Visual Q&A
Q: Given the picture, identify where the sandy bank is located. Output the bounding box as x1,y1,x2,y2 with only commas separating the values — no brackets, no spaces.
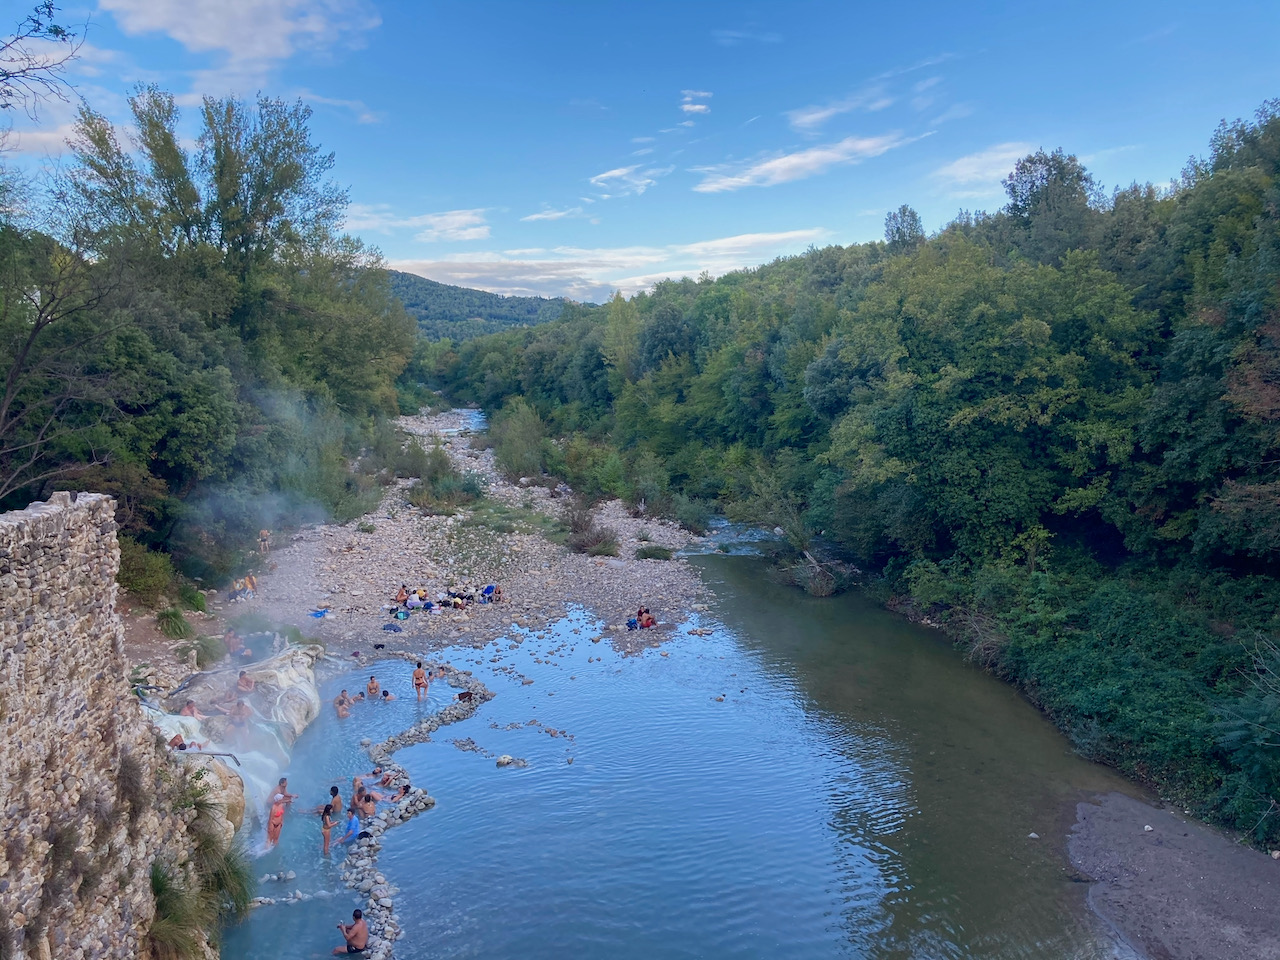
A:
1070,792,1280,960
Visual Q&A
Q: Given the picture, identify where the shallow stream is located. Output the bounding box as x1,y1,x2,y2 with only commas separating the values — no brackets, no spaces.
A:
220,555,1139,959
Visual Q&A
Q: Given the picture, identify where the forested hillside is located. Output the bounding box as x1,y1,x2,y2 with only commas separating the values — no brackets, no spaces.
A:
428,103,1280,843
0,87,417,578
388,269,568,340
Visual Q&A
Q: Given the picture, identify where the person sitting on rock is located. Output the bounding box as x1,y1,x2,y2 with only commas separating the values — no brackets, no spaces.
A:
236,671,256,694
390,782,411,801
179,700,208,720
167,732,207,751
334,908,369,955
394,584,408,605
639,608,656,629
224,630,243,656
356,793,378,816
366,676,380,698
214,699,253,726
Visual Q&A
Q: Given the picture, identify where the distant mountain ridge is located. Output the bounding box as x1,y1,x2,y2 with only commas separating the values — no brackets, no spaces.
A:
388,270,571,341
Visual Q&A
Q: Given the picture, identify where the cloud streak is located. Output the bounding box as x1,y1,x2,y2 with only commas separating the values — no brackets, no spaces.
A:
520,206,585,222
693,133,917,193
932,142,1033,196
346,205,490,241
388,228,827,301
588,164,673,198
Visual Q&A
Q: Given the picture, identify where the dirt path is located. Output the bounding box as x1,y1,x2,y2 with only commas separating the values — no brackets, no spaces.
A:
1070,792,1280,960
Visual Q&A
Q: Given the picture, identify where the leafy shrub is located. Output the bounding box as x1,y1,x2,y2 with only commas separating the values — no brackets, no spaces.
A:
635,545,673,560
357,521,376,534
178,584,206,613
562,498,619,555
405,444,485,513
157,608,194,640
491,398,546,480
118,537,176,606
672,494,712,535
396,437,432,479
585,534,620,557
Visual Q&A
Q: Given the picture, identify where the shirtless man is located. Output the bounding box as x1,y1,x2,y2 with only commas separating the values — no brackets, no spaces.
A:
236,671,256,694
315,785,343,816
334,908,369,955
366,676,380,698
356,793,377,817
380,690,395,702
274,777,299,806
179,700,208,720
215,699,253,726
412,662,428,701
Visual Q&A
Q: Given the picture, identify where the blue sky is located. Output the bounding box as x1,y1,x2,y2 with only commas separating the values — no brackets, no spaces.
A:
7,0,1280,301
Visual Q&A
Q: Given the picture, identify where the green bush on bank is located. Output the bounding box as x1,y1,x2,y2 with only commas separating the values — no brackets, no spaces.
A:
118,537,176,606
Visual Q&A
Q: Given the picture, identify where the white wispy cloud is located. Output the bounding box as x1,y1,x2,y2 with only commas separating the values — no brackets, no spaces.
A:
346,205,490,241
388,228,826,301
299,90,380,123
679,89,712,117
693,133,916,193
787,86,891,132
99,0,380,97
712,29,782,46
520,206,585,222
588,164,673,198
932,142,1033,196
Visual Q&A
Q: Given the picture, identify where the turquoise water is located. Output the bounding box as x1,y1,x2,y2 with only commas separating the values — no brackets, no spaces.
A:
220,556,1136,959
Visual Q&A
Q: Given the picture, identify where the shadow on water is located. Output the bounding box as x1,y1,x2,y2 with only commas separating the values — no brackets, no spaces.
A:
221,555,1140,959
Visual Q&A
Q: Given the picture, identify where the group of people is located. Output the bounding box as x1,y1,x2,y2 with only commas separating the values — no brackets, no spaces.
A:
627,606,656,631
260,763,415,954
391,582,503,613
164,670,259,756
228,574,259,602
332,663,440,717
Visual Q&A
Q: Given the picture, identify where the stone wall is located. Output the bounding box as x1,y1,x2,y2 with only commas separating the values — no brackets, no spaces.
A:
0,493,190,960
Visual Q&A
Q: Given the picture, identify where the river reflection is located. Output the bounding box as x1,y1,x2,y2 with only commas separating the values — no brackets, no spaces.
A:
222,555,1138,959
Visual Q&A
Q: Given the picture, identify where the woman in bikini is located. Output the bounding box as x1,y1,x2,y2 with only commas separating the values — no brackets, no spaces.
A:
413,662,428,701
266,794,286,848
321,803,336,856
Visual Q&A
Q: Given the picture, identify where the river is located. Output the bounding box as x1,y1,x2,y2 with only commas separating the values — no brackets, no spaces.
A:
220,554,1140,959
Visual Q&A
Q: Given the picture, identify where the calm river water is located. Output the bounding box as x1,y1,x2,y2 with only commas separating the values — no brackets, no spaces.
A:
221,555,1139,959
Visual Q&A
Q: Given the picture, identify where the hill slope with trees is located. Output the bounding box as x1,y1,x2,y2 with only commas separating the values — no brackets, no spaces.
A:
388,269,569,340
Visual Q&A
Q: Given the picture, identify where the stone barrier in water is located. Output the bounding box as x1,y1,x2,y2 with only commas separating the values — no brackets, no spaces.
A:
333,660,495,959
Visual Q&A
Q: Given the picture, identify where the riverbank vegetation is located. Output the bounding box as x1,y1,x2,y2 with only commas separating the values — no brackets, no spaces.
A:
0,85,416,584
425,104,1280,844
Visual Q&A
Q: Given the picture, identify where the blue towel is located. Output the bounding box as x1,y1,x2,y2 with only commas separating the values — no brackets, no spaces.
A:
309,610,328,618
381,623,403,633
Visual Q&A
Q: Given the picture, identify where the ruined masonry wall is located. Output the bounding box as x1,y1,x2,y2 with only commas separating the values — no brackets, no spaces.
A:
1,493,176,960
